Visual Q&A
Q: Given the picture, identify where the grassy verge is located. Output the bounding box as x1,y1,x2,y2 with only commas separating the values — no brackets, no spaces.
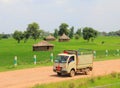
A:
0,60,53,72
0,36,120,72
0,57,120,72
33,72,120,88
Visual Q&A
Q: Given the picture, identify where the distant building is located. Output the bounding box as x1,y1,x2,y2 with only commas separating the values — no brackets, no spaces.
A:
33,41,54,51
59,33,70,42
45,35,56,41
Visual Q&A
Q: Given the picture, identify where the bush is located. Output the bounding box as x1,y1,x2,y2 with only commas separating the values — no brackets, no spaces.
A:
101,41,105,44
74,34,80,40
110,72,117,78
89,77,95,83
69,82,75,88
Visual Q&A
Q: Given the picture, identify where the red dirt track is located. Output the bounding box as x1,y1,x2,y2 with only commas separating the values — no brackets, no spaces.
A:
0,59,120,88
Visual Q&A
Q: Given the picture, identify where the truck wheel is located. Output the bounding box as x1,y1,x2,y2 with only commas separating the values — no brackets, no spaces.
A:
57,72,61,76
84,68,90,75
89,67,93,71
70,70,75,77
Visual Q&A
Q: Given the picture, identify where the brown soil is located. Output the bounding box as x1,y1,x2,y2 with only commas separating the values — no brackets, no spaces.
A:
0,59,120,88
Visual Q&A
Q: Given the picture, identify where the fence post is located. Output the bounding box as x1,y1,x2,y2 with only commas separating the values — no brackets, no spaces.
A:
14,56,17,67
117,49,119,56
34,55,36,65
105,50,108,56
50,53,53,62
93,51,96,58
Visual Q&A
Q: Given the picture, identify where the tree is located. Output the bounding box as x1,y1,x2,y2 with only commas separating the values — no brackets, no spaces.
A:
27,22,40,41
69,26,74,39
54,29,58,38
58,23,69,36
32,29,41,41
116,30,120,36
0,34,2,40
82,27,98,42
76,28,82,37
39,30,45,39
13,30,24,43
23,31,30,43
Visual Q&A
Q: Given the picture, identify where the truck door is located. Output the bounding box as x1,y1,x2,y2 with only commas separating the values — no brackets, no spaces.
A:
67,56,76,72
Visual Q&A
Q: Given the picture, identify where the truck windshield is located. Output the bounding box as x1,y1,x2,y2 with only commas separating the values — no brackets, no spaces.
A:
55,55,68,63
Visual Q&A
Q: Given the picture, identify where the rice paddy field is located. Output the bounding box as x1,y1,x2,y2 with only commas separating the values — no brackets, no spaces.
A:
0,36,120,71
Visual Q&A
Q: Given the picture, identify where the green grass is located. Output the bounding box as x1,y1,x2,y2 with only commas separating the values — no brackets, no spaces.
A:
32,72,120,88
0,36,120,71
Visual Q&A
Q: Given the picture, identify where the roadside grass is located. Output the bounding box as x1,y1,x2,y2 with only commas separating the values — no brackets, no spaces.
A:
0,60,53,72
0,36,120,72
32,72,120,88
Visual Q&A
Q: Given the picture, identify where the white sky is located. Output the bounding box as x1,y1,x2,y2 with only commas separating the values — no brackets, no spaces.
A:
0,0,120,33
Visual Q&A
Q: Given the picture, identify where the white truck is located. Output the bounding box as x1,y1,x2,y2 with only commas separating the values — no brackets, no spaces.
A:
53,50,94,77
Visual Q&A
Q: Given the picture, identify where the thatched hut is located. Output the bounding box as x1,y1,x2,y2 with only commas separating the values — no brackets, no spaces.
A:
59,33,70,42
45,35,56,41
33,41,54,51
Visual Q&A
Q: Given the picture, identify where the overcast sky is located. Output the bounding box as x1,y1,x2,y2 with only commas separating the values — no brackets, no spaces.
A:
0,0,120,34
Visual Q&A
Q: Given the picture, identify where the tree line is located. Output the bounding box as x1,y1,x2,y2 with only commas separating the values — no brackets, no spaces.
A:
0,22,120,43
0,33,11,39
99,30,120,36
53,23,98,42
12,22,98,43
11,22,52,43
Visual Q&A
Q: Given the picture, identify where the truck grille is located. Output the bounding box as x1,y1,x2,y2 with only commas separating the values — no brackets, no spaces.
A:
56,66,62,71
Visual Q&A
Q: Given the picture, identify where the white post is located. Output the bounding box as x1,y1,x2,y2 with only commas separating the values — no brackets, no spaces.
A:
93,51,96,58
14,56,17,67
34,55,36,65
105,50,108,56
50,53,53,62
117,49,119,56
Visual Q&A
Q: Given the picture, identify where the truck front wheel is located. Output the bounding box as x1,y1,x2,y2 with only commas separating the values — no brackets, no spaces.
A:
70,70,75,77
57,72,61,76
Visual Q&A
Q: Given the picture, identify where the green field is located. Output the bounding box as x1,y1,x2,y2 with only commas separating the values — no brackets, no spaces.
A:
33,72,120,88
0,36,120,71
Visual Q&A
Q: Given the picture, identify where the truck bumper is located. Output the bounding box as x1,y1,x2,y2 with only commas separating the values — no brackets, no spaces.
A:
53,69,68,74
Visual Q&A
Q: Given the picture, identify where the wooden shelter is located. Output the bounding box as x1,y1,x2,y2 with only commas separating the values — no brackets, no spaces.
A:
59,33,70,42
33,41,54,51
45,35,56,41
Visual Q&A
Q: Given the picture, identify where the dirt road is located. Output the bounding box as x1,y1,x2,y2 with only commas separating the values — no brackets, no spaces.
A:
0,59,120,88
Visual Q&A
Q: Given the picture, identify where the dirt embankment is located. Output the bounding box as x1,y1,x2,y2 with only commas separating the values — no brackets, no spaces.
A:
0,59,120,88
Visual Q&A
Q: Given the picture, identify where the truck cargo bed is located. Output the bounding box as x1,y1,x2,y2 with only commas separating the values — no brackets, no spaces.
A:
77,54,93,69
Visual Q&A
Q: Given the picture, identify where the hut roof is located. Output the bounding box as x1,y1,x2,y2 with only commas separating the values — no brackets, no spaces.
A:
33,41,54,47
59,33,70,40
45,35,55,40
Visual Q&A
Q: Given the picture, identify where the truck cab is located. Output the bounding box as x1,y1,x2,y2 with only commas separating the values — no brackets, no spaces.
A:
53,53,76,76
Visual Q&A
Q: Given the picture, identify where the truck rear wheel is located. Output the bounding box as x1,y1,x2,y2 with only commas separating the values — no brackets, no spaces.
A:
57,72,61,76
84,68,90,75
70,70,75,77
